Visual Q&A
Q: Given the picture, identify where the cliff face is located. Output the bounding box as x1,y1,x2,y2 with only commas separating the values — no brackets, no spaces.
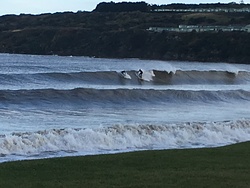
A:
0,9,250,63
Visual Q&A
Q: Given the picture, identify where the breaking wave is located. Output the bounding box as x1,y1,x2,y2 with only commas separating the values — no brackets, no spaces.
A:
0,70,250,88
1,119,250,162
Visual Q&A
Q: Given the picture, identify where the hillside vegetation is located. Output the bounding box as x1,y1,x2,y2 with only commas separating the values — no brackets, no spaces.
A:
0,2,250,63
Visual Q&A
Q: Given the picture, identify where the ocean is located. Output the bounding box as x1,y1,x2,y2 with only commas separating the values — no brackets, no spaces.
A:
1,53,250,162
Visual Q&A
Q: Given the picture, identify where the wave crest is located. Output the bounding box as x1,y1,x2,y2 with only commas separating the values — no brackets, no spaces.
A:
0,70,250,90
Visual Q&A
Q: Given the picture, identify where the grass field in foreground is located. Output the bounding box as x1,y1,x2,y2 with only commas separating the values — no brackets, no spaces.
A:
0,142,250,188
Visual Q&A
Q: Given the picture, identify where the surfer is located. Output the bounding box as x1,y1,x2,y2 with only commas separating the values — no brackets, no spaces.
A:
120,70,131,79
121,70,127,76
137,69,143,79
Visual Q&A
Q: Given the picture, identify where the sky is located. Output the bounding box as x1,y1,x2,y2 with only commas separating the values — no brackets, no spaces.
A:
0,0,249,16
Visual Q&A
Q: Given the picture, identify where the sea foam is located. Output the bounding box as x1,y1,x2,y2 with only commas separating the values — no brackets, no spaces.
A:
1,119,250,162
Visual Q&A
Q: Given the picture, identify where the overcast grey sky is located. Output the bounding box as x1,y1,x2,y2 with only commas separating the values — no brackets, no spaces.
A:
0,0,249,16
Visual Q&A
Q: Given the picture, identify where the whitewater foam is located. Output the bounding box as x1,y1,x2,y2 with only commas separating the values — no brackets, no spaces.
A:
1,119,250,162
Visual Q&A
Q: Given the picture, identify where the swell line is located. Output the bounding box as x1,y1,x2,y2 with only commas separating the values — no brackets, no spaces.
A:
0,88,249,107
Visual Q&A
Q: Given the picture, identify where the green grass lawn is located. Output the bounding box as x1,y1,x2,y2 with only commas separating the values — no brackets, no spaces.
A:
0,142,250,188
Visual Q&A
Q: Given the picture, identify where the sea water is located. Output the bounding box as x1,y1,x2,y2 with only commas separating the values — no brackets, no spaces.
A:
0,53,250,162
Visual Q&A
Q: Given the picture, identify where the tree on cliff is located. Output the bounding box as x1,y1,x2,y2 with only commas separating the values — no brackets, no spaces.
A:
94,2,150,12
